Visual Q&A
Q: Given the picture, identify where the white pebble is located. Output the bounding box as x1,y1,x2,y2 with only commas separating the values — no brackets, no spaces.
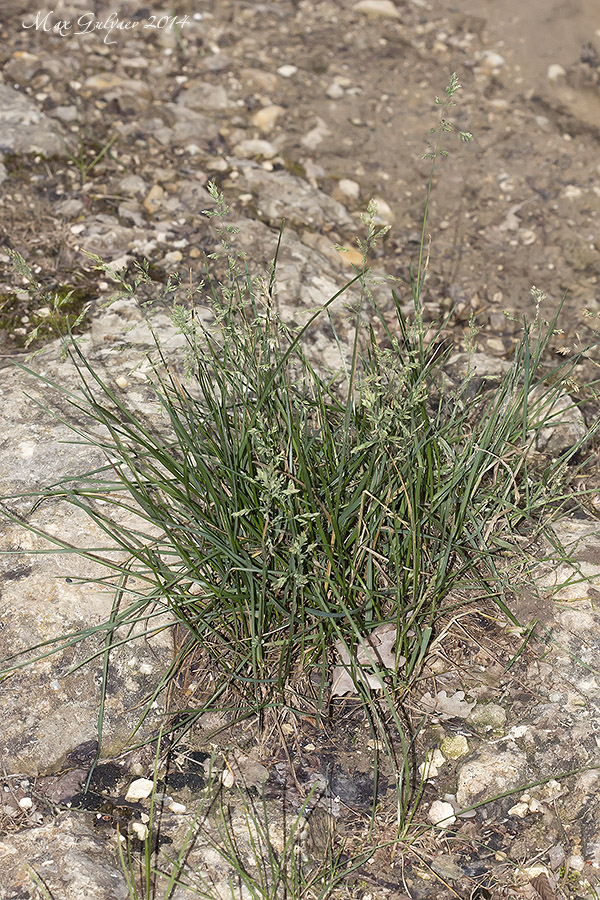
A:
353,0,401,19
479,51,506,72
115,376,129,389
18,797,33,810
508,801,530,818
338,178,360,200
372,196,395,225
277,65,297,78
563,184,583,199
547,64,567,81
168,801,186,814
221,769,235,788
18,441,36,459
428,800,456,827
131,821,149,841
251,104,284,132
326,83,345,100
125,778,154,801
418,748,446,779
232,139,277,159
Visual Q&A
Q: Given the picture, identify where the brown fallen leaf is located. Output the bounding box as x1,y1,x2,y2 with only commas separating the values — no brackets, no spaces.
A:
419,689,476,719
331,623,406,697
530,873,557,900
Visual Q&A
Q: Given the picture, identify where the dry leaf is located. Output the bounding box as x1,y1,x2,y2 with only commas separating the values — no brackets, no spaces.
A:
530,873,556,900
331,623,406,697
419,689,476,719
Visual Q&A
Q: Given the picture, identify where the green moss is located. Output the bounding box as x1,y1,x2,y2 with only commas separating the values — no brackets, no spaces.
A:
282,158,307,179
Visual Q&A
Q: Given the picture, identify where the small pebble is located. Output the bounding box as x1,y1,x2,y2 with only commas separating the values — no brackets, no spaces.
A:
547,64,567,81
353,0,401,19
18,797,33,810
326,83,345,100
478,51,506,73
232,139,277,159
372,196,394,225
277,65,297,78
440,735,469,760
131,821,149,841
338,178,360,200
428,800,456,827
508,800,530,818
221,769,235,788
563,184,582,199
251,105,284,132
125,778,154,801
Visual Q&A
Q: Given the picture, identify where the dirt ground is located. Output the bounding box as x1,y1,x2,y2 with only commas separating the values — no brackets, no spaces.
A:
1,0,599,360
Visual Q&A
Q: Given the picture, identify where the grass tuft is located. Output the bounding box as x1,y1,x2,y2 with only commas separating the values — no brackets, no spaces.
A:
2,77,599,861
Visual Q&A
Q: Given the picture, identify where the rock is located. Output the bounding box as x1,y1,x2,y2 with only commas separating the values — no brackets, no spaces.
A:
0,84,68,156
75,214,142,260
49,105,78,123
239,68,279,93
563,184,583,199
353,0,401,19
118,200,145,226
165,103,220,146
0,818,128,899
478,51,506,73
441,735,469,760
174,180,217,214
456,745,528,809
54,198,84,218
467,702,507,734
4,51,42,83
251,104,285,132
240,168,353,230
118,174,148,196
143,183,165,214
326,82,345,100
547,64,567,81
125,777,154,801
201,53,232,73
277,64,298,78
428,800,456,827
178,80,231,111
81,73,152,99
419,748,446,779
372,196,395,225
338,178,360,200
300,117,331,151
485,337,506,357
0,347,175,774
530,388,587,456
232,138,277,159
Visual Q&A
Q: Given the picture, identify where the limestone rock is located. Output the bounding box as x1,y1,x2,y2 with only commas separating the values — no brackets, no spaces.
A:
0,84,69,156
240,168,353,230
353,0,401,19
177,80,231,112
456,745,528,809
0,818,128,899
